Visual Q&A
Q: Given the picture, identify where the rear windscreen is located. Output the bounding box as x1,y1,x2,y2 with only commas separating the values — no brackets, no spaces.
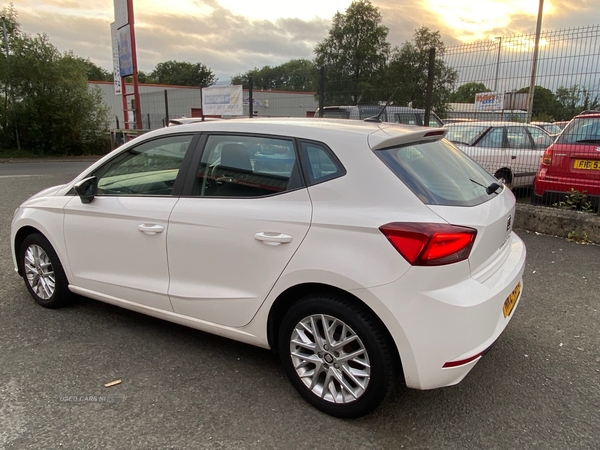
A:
557,117,600,144
376,139,500,206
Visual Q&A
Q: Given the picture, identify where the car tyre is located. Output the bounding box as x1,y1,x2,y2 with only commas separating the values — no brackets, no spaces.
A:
19,233,72,309
279,293,397,418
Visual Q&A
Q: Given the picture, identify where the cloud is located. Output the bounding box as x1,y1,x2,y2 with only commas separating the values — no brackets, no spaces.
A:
11,0,597,82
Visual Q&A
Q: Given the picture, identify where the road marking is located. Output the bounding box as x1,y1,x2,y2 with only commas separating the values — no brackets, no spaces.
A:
0,175,44,178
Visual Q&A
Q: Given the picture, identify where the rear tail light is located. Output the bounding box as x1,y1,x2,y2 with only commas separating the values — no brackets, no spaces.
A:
379,222,477,266
541,147,553,166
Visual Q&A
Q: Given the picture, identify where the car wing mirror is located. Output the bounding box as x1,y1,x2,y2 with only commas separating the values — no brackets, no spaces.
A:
74,176,98,204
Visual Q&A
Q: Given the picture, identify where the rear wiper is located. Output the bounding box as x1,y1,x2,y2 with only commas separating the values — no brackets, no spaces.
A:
470,178,503,195
576,139,600,143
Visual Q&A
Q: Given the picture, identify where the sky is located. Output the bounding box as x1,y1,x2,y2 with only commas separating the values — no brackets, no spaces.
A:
10,0,600,83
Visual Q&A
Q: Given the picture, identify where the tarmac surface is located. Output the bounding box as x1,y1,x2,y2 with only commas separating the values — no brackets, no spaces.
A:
1,161,598,449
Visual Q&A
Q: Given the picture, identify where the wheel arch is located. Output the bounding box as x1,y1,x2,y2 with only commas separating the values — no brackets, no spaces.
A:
266,282,401,372
14,226,44,276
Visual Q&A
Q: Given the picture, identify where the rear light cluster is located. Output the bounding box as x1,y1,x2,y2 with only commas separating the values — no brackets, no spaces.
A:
541,147,553,166
379,222,477,266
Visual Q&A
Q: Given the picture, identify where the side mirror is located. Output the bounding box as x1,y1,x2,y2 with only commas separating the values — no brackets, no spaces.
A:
74,176,98,204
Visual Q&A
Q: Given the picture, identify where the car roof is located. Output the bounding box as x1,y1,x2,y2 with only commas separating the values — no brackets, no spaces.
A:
575,110,600,119
139,117,448,151
445,121,540,128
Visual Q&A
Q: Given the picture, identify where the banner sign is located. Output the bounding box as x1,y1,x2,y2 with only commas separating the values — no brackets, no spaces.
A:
202,85,243,116
475,92,504,111
117,24,134,77
110,22,121,95
113,0,129,29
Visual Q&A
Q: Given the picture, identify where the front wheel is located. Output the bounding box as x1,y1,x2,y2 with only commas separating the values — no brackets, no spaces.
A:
279,294,397,418
19,233,72,308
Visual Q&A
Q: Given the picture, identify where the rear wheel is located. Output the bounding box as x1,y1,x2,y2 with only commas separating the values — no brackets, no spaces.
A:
19,233,72,308
279,294,396,418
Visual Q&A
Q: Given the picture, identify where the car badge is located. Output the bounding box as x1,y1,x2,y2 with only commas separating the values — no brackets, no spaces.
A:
506,215,512,232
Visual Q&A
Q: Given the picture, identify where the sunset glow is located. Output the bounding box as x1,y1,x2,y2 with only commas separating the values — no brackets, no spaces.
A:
426,0,556,41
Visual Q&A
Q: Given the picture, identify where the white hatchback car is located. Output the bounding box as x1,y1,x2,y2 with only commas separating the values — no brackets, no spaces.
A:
11,118,525,418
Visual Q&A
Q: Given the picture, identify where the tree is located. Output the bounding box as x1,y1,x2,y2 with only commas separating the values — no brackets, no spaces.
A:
71,55,112,82
314,0,390,104
150,60,217,87
554,85,600,120
517,85,561,121
137,70,156,84
232,59,317,91
386,27,457,116
0,6,109,155
449,82,490,103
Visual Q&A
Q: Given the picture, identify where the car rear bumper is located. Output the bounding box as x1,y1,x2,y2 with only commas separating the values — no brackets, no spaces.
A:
354,232,526,390
534,170,600,198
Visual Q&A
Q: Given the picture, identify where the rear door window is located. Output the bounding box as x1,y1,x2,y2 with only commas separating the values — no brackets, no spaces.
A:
192,135,303,197
376,139,499,206
477,127,504,148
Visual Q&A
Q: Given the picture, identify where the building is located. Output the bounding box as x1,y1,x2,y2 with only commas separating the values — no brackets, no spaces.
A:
90,82,319,130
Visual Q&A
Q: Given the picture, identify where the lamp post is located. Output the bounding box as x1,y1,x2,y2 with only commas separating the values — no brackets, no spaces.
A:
526,0,545,123
493,36,502,93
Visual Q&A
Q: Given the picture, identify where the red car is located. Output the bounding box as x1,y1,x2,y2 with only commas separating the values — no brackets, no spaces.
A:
532,111,600,208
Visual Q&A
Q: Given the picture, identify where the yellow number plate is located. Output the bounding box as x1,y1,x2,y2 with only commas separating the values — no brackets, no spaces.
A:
574,159,600,170
503,281,521,318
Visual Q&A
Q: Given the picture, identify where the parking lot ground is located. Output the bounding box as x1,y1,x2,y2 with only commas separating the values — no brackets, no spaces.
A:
0,163,599,449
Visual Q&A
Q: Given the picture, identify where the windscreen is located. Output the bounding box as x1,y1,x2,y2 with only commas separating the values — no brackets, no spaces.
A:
376,139,500,207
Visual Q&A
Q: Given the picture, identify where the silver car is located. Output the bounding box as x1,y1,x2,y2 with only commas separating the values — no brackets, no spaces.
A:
445,122,554,188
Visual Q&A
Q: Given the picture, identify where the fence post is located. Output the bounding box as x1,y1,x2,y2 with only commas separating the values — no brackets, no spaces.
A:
164,89,169,124
319,66,325,118
424,48,435,127
147,113,150,130
249,76,254,118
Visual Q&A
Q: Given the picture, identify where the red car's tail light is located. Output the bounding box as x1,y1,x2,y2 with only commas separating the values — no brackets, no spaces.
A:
379,223,477,266
541,147,553,166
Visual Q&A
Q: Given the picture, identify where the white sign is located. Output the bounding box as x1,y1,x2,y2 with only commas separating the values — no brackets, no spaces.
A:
475,92,504,111
202,85,243,116
113,0,129,29
110,22,121,95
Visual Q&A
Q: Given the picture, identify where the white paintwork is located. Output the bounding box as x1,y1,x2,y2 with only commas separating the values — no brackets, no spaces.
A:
167,190,311,327
62,196,178,311
11,117,527,395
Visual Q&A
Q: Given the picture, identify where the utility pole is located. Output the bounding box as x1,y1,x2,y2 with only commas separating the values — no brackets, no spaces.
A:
493,37,502,93
526,0,545,123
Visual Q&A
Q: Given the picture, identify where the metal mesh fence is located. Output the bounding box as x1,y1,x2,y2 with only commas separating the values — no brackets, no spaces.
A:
441,25,600,210
443,24,600,120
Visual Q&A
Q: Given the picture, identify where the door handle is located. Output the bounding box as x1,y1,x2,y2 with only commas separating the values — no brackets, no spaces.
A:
511,155,517,159
138,224,165,235
254,232,293,246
